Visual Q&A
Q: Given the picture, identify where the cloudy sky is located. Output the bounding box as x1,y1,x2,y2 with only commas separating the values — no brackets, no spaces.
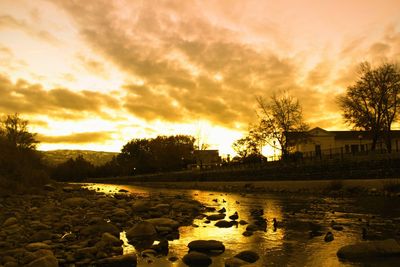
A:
0,0,399,155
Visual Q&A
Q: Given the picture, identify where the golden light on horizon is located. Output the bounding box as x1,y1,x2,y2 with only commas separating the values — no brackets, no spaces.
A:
1,0,400,154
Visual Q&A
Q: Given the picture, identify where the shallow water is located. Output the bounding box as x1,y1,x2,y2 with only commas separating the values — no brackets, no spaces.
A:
84,183,400,267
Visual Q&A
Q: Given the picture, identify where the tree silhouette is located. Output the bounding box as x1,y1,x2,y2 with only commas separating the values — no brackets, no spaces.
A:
0,113,38,150
256,91,308,159
338,62,400,152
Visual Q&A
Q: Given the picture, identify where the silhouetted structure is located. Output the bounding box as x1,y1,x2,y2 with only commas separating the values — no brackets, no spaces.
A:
287,127,400,159
190,150,221,169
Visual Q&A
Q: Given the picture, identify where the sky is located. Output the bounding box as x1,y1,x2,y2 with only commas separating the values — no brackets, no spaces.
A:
0,0,399,155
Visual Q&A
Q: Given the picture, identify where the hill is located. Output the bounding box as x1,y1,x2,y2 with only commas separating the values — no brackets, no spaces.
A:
41,150,118,166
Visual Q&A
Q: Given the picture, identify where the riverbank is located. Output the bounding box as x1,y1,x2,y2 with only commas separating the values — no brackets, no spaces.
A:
0,183,205,266
92,178,400,198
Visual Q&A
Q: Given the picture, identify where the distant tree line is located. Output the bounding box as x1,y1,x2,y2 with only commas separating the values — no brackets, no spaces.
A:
50,135,196,181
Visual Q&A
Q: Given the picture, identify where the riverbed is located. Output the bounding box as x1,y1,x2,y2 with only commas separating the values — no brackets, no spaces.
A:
83,183,400,267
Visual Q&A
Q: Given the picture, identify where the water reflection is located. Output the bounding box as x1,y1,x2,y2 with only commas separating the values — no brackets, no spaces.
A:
82,183,400,266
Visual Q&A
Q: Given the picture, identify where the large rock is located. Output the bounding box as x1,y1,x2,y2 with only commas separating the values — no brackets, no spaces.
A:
96,253,137,267
188,240,225,254
337,239,400,259
145,218,180,230
182,251,212,266
26,255,58,267
206,214,225,221
63,197,90,207
215,220,234,228
126,221,157,249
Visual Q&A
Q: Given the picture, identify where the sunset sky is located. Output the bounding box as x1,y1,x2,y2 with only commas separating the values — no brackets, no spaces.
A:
1,0,399,155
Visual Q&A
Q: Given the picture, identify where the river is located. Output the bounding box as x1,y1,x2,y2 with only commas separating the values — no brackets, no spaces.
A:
83,183,400,267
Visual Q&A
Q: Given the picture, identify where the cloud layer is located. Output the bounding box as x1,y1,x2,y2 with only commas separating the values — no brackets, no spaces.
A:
0,0,400,152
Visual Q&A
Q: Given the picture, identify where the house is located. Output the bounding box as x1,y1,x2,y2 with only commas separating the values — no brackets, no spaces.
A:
190,150,221,169
287,127,400,158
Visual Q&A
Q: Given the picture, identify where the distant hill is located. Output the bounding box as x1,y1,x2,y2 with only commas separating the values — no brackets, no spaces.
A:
40,150,119,166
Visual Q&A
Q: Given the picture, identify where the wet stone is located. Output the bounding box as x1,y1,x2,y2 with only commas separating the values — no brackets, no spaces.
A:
188,240,225,254
234,250,259,263
206,214,225,221
182,251,212,267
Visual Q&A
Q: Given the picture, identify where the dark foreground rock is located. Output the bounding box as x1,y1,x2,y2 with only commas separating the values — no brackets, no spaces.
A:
188,240,225,254
337,239,400,260
182,251,212,266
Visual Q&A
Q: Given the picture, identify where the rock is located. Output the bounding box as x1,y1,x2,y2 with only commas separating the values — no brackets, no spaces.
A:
337,239,400,259
206,214,225,221
151,239,169,255
242,231,253,237
26,242,51,252
145,218,180,230
126,221,157,249
141,249,157,257
96,253,137,267
101,232,122,246
188,240,225,254
168,256,178,262
4,262,19,267
245,224,260,232
229,212,239,221
130,200,150,212
2,217,17,227
26,255,58,267
234,250,259,263
80,222,120,237
215,220,234,228
63,197,90,207
74,247,97,260
182,251,212,266
43,184,56,191
2,255,17,263
171,201,201,212
152,203,170,213
62,186,74,192
332,225,344,231
30,230,53,242
218,207,226,213
324,232,334,242
225,257,249,267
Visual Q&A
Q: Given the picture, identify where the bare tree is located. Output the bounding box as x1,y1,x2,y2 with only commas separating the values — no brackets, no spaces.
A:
194,122,210,150
0,113,38,150
256,91,308,159
338,62,400,152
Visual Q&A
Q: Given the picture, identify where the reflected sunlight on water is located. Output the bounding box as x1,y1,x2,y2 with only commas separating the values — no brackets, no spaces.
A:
81,183,400,267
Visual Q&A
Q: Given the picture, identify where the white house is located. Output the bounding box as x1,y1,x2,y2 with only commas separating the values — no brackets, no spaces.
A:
287,127,400,157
